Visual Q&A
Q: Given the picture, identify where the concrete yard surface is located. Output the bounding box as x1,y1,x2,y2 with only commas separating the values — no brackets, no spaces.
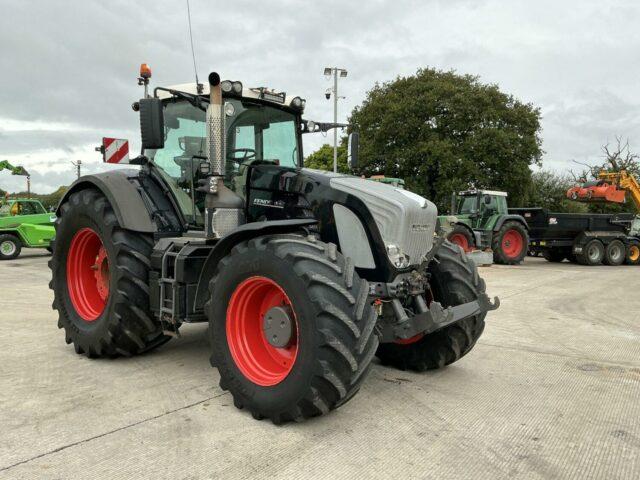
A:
0,253,638,479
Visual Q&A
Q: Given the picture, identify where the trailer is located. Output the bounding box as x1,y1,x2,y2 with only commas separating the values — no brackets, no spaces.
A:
510,207,638,266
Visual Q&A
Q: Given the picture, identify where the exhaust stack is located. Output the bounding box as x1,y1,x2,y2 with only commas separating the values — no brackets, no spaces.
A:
207,72,225,177
203,71,245,239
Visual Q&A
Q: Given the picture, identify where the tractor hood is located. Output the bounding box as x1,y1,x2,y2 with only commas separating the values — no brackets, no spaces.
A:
329,175,438,267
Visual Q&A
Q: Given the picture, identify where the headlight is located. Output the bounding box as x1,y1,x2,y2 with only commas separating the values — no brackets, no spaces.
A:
291,96,304,109
232,81,243,94
224,102,235,117
386,244,410,269
221,80,233,93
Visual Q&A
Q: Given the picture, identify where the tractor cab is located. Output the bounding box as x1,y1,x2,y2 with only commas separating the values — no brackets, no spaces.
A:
452,190,508,229
0,198,47,217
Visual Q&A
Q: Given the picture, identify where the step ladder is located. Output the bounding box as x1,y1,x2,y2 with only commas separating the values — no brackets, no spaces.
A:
158,242,188,337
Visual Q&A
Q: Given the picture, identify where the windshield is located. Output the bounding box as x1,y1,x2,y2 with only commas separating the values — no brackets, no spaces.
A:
145,98,301,227
457,196,478,214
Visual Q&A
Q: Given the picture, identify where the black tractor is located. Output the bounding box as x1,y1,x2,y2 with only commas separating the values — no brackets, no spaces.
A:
50,67,498,423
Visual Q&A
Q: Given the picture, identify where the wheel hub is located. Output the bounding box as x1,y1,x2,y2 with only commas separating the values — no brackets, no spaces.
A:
262,306,294,348
1,241,16,256
226,276,299,386
66,228,109,322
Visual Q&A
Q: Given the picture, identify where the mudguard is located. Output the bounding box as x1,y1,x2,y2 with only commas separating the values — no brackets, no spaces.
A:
56,170,156,233
194,218,317,309
493,214,529,232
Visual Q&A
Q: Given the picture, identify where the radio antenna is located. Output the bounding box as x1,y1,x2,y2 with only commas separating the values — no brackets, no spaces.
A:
186,0,202,93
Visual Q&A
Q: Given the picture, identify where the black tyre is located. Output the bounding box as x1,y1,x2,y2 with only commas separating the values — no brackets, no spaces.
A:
0,234,21,260
448,224,475,252
575,239,604,266
49,188,170,357
543,249,566,263
604,240,625,266
375,241,486,371
626,240,640,265
492,221,529,265
207,234,378,424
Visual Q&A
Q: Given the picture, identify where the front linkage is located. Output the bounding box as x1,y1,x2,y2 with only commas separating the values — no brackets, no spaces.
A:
371,235,500,344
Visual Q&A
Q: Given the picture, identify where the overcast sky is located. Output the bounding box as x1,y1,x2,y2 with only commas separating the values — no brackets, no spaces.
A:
2,0,640,193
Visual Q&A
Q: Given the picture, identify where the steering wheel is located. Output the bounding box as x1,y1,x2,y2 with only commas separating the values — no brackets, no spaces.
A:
227,148,257,164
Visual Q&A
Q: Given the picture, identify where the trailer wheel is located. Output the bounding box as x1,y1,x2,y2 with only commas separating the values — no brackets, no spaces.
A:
49,188,170,357
492,221,528,265
604,240,625,266
626,240,640,265
0,234,21,260
543,249,566,263
576,239,604,266
448,224,475,252
375,241,486,371
207,234,378,424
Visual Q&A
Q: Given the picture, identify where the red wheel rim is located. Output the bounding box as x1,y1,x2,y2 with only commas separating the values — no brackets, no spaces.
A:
450,233,471,252
502,229,524,259
226,276,298,386
395,333,424,345
66,228,109,321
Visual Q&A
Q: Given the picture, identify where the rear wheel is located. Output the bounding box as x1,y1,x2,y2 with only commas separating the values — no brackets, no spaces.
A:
604,240,625,266
207,234,378,423
375,241,486,371
576,239,604,266
492,221,528,265
0,234,21,260
626,240,640,265
448,224,475,252
49,188,170,357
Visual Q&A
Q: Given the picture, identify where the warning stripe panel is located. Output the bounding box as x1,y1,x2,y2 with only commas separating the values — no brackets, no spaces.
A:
102,137,130,164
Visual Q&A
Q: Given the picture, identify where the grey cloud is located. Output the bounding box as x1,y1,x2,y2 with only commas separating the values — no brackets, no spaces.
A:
2,0,640,193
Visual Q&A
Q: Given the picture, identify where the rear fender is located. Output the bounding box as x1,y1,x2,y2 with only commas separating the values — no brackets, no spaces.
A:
493,215,529,232
194,219,317,310
56,170,156,233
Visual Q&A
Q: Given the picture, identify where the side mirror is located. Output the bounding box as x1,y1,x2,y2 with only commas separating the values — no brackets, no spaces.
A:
484,195,492,205
139,98,165,149
347,132,359,171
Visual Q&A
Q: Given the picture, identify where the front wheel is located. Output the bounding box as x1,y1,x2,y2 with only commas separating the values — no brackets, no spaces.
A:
626,240,640,265
448,224,475,252
207,234,378,424
375,241,487,371
0,234,21,260
49,188,170,357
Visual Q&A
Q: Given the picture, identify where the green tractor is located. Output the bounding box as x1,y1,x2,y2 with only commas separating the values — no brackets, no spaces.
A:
0,198,56,260
442,189,529,265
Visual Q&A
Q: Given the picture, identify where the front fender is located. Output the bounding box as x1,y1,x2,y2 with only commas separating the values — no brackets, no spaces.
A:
194,219,317,310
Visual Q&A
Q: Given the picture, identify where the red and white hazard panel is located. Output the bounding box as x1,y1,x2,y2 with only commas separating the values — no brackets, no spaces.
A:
101,137,130,164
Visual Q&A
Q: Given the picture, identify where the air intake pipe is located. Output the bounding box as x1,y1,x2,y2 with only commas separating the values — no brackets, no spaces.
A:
203,72,244,239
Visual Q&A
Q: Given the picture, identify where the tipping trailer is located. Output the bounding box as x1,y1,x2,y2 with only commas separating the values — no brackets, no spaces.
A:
510,207,638,266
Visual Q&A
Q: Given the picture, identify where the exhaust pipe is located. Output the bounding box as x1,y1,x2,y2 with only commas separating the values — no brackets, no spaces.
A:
203,71,244,239
207,72,225,177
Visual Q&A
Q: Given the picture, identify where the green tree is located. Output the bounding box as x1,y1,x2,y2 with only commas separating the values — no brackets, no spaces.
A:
304,143,349,173
526,170,587,213
348,68,542,210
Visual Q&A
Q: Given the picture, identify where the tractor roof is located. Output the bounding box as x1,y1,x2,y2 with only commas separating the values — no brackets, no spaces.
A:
158,82,304,110
459,189,508,197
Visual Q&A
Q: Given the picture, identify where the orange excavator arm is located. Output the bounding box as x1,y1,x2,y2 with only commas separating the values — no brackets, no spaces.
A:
597,170,640,212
